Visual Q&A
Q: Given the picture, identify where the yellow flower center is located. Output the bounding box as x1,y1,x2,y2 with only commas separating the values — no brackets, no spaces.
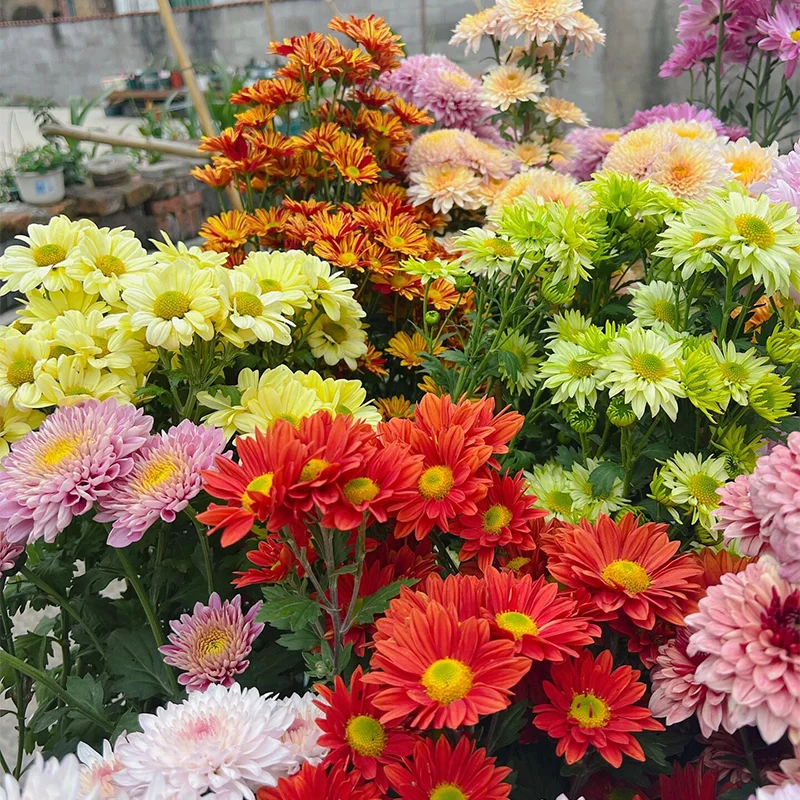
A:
321,320,349,344
482,503,513,534
601,559,651,594
506,556,531,571
64,386,89,396
630,352,668,381
418,465,454,501
132,455,179,493
32,243,67,267
197,628,230,657
153,290,191,320
486,239,516,258
343,476,380,504
231,291,264,318
568,692,611,729
792,29,800,41
735,213,776,249
545,490,573,515
652,299,675,324
344,714,387,757
429,785,468,800
259,278,283,292
421,658,474,705
6,358,35,387
687,473,722,506
567,358,596,378
691,232,706,246
495,610,538,640
40,434,81,466
387,235,406,249
300,458,329,482
241,472,274,512
95,254,126,277
719,360,748,384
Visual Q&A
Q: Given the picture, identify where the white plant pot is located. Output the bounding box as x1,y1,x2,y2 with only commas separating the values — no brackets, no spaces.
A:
15,168,65,205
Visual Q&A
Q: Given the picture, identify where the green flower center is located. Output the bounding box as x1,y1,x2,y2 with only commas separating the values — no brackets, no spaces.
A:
32,243,67,267
6,358,35,387
631,352,668,381
259,278,282,292
719,360,749,384
568,692,611,729
343,476,380,504
601,559,651,594
567,358,596,378
495,610,538,639
95,254,125,277
321,320,348,344
429,785,468,800
545,490,573,515
231,290,264,318
652,299,675,324
735,213,776,249
421,658,474,705
418,465,454,501
345,714,386,757
482,503,513,534
153,290,191,320
687,473,722,507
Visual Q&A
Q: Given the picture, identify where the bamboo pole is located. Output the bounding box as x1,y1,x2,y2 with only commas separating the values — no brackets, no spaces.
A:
40,123,205,159
155,0,243,211
263,0,275,41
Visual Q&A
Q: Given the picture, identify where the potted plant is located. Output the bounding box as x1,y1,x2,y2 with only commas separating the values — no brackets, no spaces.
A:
14,144,69,205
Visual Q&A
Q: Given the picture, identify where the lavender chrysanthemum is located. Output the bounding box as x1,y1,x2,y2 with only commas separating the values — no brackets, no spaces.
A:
379,54,453,101
624,102,725,134
759,143,800,211
160,592,264,692
0,399,152,545
114,683,297,799
96,419,225,548
554,126,622,180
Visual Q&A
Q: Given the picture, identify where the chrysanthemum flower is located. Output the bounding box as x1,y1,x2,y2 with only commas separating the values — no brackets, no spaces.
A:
305,306,368,370
483,567,600,660
660,452,729,530
628,280,690,331
449,6,501,53
723,138,777,188
386,331,444,368
406,129,513,180
159,592,263,692
0,330,50,411
363,601,530,729
0,399,151,544
565,10,606,53
96,420,225,547
123,259,220,350
495,0,581,43
687,560,800,744
497,332,540,392
710,340,772,407
648,140,731,200
0,529,23,575
569,458,630,521
481,64,547,111
35,356,129,407
537,96,589,126
313,666,415,793
539,340,603,411
555,127,620,180
511,137,551,168
151,232,228,270
545,514,703,629
115,683,297,797
487,169,591,217
602,124,680,178
412,65,493,134
650,628,734,738
76,740,125,799
524,461,580,522
407,164,483,213
603,326,685,421
533,650,663,767
385,735,512,800
198,210,254,251
657,761,721,800
258,762,382,800
757,4,800,79
691,546,752,591
0,753,86,800
234,535,299,588
450,471,544,572
276,692,327,769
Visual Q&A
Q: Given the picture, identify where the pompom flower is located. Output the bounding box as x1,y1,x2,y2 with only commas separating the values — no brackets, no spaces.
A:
0,753,86,800
481,64,547,111
0,399,152,544
96,420,225,548
495,0,581,44
277,693,328,769
159,592,264,692
713,474,770,557
648,140,732,200
533,650,664,767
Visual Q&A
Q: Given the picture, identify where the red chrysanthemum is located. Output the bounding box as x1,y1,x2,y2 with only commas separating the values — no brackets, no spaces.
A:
658,761,720,800
483,567,600,661
545,514,703,629
451,471,545,572
690,546,752,591
363,600,530,729
533,650,664,768
233,534,305,587
198,422,306,546
314,666,415,793
258,761,381,800
384,735,512,800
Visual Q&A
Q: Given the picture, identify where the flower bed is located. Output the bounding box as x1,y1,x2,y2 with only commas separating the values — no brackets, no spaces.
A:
0,3,799,800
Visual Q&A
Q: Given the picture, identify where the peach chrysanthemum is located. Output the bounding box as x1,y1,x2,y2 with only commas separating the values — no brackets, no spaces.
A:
723,138,779,188
648,140,732,200
510,138,550,167
564,10,605,53
487,167,591,217
537,96,589,126
450,6,502,54
495,0,581,44
661,119,720,142
481,64,547,111
407,164,483,213
602,123,680,179
406,129,514,180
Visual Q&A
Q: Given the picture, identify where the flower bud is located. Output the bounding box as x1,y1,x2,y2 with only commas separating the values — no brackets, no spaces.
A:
424,310,440,326
607,397,637,428
568,406,597,433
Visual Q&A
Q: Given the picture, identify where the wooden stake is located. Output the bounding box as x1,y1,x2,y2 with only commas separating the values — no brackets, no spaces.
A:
41,122,204,158
263,0,276,41
155,0,243,211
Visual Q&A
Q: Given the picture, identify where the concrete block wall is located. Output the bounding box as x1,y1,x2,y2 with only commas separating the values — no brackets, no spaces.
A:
0,0,688,127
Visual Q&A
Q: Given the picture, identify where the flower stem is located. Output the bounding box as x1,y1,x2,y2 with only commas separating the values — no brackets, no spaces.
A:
185,505,214,596
0,579,23,776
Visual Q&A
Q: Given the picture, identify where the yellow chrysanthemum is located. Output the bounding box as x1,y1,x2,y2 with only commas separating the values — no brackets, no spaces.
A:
36,356,129,407
305,306,368,370
510,137,551,167
387,331,445,368
151,233,228,270
376,395,415,420
661,119,720,142
242,378,323,432
0,329,51,410
481,64,547,111
16,288,108,330
238,250,315,316
536,96,589,126
0,402,45,459
296,370,381,427
602,123,680,179
723,138,778,188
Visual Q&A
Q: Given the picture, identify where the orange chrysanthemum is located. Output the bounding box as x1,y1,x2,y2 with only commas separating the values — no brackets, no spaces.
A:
358,344,389,377
385,736,512,800
375,215,429,256
356,108,413,149
363,600,530,729
545,514,704,629
312,232,374,271
293,122,344,153
198,129,247,158
483,567,600,661
234,106,276,129
281,198,333,217
243,129,295,159
319,134,381,185
271,32,347,82
249,207,289,249
190,164,233,188
303,210,360,244
233,534,302,588
198,210,253,251
314,666,416,793
353,86,397,108
533,650,664,768
259,762,381,800
230,77,307,108
329,14,405,72
391,97,434,127
386,331,444,368
424,278,461,311
691,546,752,591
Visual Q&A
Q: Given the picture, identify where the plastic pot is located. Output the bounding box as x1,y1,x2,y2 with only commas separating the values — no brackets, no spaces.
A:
15,168,65,205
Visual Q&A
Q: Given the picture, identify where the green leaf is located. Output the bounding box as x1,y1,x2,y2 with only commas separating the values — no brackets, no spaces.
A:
106,629,175,700
352,579,417,625
276,630,321,651
489,701,527,752
589,461,624,497
780,416,800,433
259,587,320,632
30,705,67,733
66,674,105,716
721,784,758,800
440,349,469,365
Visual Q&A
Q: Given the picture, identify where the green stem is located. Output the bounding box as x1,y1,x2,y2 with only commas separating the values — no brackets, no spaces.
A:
739,728,761,786
713,0,726,119
0,580,23,776
185,505,214,596
431,531,458,575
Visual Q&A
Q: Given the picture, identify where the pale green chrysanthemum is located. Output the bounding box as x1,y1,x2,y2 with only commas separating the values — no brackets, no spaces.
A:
748,372,796,423
766,328,800,365
660,451,729,530
576,322,620,356
629,280,694,332
539,340,603,410
653,214,722,279
569,458,630,521
543,310,593,345
454,228,519,276
542,203,600,285
524,461,579,522
403,257,465,286
604,327,686,421
495,195,551,260
709,340,772,406
498,332,540,392
678,347,728,417
714,423,761,478
590,171,682,220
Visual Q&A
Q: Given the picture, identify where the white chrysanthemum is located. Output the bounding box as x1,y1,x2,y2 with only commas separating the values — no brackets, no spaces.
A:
450,6,501,53
495,0,581,43
661,119,720,142
710,340,772,407
543,309,593,344
648,140,732,201
629,280,694,331
0,754,89,800
278,693,329,770
524,461,579,522
564,10,605,53
454,228,519,275
604,327,686,421
114,683,297,800
77,740,125,799
723,138,778,188
660,451,729,530
570,458,630,520
407,164,483,213
539,340,603,410
481,64,547,111
305,307,368,370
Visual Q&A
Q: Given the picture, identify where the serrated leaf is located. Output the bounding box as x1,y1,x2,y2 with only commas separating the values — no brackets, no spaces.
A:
258,590,321,632
489,701,527,752
66,674,105,715
352,579,416,625
106,629,175,700
589,461,624,497
276,630,320,651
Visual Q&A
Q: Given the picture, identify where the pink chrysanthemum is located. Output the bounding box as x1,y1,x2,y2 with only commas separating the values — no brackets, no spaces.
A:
660,35,717,78
759,143,800,211
554,127,622,180
0,530,23,574
758,5,800,79
650,629,733,738
160,592,264,692
96,420,225,548
687,560,800,744
713,474,770,557
406,129,513,180
624,102,725,135
0,399,152,545
413,64,494,133
750,433,800,582
379,54,453,102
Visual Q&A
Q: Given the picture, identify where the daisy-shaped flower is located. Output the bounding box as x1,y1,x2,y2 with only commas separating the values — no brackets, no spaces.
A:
539,339,603,411
115,684,297,798
302,256,360,322
123,259,220,350
498,332,540,392
77,740,124,799
159,592,263,692
385,736,512,800
569,458,630,521
151,232,228,270
259,762,382,800
524,461,581,522
0,399,152,544
36,357,128,407
304,306,368,370
450,470,545,572
629,280,692,332
537,96,589,126
0,330,50,411
481,64,547,111
758,4,800,79
533,650,664,767
483,567,600,661
277,693,327,769
407,164,483,214
660,452,729,530
710,340,772,407
545,514,703,629
363,601,530,729
313,666,415,793
603,326,685,421
455,228,519,276
238,250,315,316
722,138,777,188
